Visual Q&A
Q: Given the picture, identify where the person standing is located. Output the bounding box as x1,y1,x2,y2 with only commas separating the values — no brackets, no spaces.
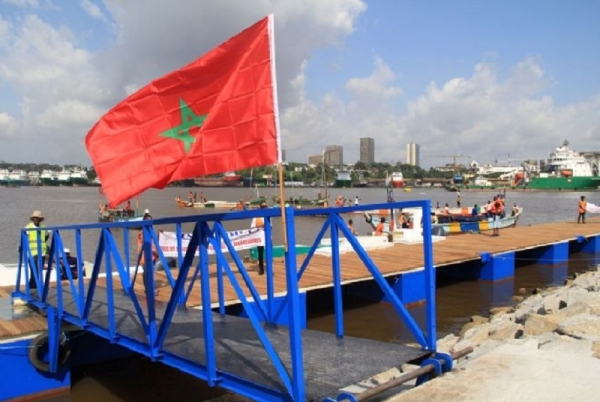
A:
25,210,49,288
60,248,81,280
491,196,503,236
456,193,462,208
578,196,587,224
375,217,386,236
347,219,358,235
354,196,360,206
138,212,159,293
251,201,268,275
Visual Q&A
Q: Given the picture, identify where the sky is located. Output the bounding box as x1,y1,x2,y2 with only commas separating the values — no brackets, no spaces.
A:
0,0,599,169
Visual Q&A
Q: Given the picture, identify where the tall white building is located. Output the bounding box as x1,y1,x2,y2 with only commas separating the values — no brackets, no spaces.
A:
406,143,420,166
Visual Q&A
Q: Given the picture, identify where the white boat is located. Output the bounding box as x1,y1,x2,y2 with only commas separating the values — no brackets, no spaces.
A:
57,169,72,186
7,170,31,186
27,171,40,185
0,169,10,185
40,169,59,186
70,167,89,186
387,172,404,188
175,197,238,209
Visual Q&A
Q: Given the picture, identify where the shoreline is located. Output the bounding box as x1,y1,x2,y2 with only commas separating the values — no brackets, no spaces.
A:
382,266,600,401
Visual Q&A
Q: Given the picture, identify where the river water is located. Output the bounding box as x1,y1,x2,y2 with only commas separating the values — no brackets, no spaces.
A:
1,185,599,401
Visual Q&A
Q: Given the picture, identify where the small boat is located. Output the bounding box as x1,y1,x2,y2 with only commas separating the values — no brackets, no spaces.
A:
367,205,523,236
98,208,144,222
174,197,238,209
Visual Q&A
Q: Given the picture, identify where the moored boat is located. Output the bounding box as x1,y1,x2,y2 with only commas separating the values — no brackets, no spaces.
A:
57,169,73,186
6,170,31,186
194,172,243,187
40,169,60,186
0,169,10,186
521,141,600,190
388,172,404,188
333,170,352,188
70,167,90,186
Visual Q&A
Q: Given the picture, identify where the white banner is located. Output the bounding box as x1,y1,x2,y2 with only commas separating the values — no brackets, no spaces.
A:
158,229,265,257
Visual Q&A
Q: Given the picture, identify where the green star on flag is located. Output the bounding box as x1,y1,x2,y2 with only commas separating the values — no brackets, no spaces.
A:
159,98,207,153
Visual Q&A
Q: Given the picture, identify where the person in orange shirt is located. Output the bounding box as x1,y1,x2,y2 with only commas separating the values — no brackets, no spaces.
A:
375,217,386,236
578,195,587,224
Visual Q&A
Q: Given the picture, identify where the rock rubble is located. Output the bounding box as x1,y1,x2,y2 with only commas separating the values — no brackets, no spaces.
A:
386,267,600,402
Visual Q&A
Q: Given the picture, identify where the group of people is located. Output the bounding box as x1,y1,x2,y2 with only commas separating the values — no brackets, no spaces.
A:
186,191,208,204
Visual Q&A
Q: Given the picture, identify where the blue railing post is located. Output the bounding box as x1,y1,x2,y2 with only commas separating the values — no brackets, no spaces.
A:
330,214,344,338
47,306,60,373
199,223,218,385
421,200,437,350
176,223,186,306
284,206,305,401
265,211,274,322
215,228,226,316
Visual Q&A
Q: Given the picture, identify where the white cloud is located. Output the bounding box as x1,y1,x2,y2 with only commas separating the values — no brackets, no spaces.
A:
80,0,107,22
36,99,105,129
281,55,600,167
345,57,402,99
0,112,18,138
1,0,599,169
1,0,40,8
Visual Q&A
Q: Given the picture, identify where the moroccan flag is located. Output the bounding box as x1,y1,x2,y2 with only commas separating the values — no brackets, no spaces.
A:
86,15,281,207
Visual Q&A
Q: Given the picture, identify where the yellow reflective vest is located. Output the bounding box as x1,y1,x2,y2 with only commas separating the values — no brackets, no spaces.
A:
25,222,48,256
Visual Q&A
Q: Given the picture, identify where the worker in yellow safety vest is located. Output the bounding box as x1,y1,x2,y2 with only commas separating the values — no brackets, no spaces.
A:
24,210,49,288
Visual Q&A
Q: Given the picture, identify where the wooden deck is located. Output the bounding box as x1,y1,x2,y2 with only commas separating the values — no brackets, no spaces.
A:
0,287,47,338
2,217,600,339
144,217,600,307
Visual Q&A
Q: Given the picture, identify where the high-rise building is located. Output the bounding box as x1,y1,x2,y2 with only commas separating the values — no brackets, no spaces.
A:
325,145,343,166
281,149,286,162
406,143,420,166
360,137,375,164
308,154,322,166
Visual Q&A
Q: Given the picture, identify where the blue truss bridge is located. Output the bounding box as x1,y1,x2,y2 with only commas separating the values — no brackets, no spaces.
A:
13,200,455,401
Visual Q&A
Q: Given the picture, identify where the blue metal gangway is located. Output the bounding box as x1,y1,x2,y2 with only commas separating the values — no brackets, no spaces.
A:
12,200,451,401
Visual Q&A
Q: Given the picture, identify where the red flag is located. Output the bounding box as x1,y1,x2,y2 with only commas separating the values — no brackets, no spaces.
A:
86,15,280,207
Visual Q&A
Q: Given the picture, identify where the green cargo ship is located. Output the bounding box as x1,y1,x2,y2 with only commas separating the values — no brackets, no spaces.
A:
519,141,600,191
526,176,600,190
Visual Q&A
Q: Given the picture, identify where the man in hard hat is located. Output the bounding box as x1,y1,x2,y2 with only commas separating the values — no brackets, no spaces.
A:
24,210,49,289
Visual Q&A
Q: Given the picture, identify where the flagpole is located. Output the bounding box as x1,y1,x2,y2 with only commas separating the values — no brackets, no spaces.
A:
268,14,289,253
276,163,288,251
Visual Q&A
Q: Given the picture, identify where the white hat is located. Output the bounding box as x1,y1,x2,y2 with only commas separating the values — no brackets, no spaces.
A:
30,210,44,219
144,209,150,214
64,248,70,253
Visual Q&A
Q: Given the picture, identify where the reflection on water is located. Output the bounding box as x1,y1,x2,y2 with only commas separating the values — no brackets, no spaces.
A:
2,186,597,400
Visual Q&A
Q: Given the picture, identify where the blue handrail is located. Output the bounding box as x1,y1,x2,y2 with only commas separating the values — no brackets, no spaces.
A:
13,200,438,401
